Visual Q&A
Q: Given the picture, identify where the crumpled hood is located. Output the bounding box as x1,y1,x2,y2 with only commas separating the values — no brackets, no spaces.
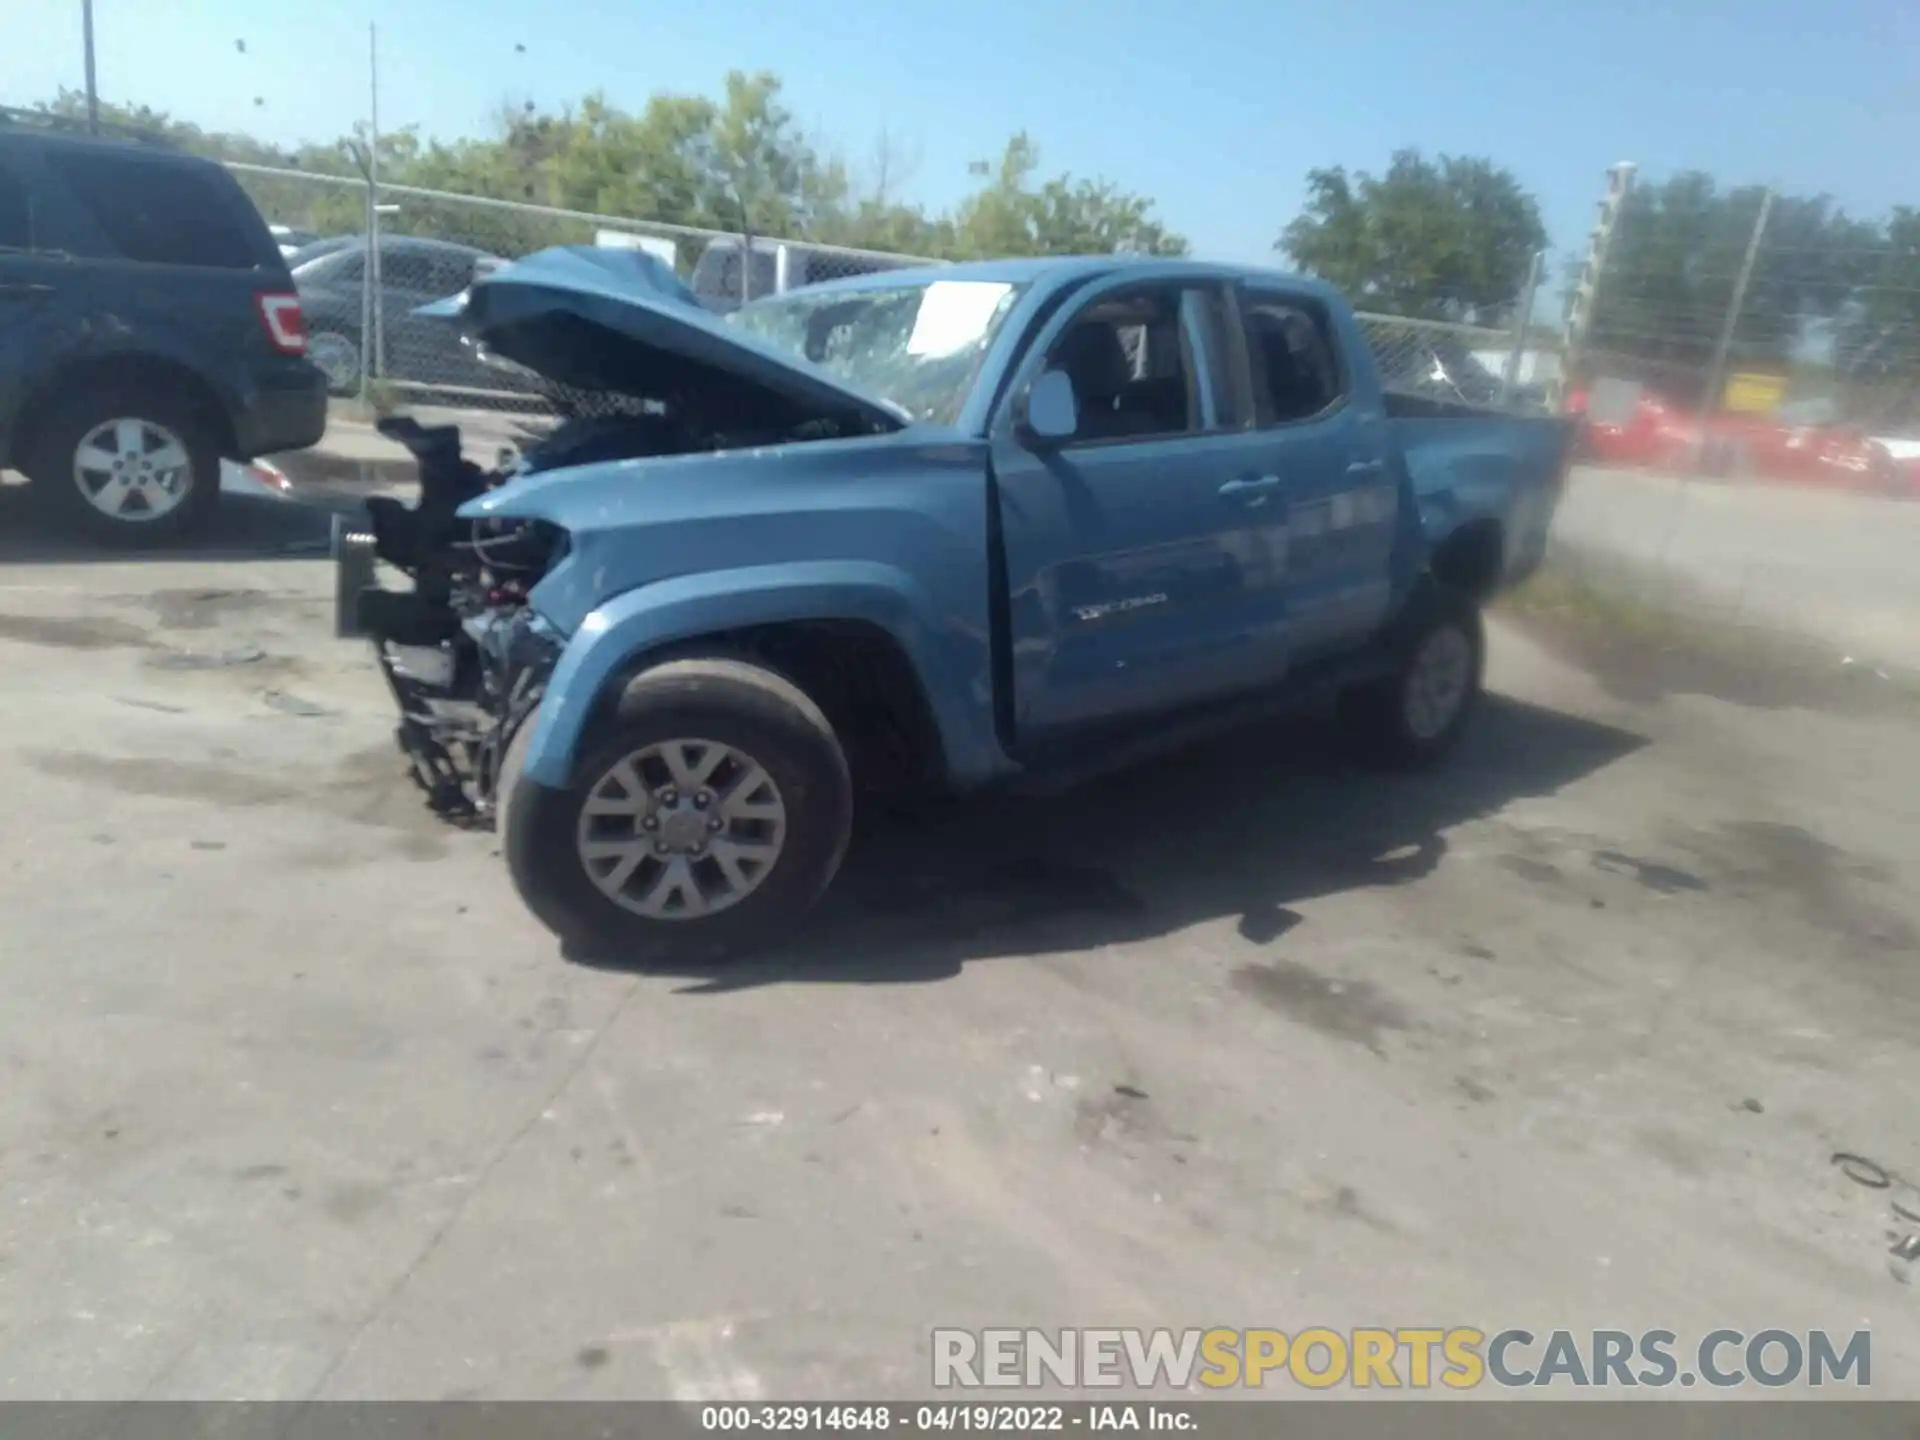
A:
418,244,906,430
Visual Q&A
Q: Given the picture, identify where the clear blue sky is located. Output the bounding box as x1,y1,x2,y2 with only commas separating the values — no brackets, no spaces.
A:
6,0,1915,272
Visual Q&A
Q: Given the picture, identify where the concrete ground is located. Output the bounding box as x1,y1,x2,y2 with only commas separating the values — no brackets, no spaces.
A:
0,488,1918,1404
1552,464,1920,674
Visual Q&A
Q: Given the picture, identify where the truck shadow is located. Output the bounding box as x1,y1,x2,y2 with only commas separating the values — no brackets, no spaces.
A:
568,694,1646,989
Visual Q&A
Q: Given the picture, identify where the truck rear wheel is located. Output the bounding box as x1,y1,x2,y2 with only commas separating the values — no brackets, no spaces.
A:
1338,582,1484,769
498,659,854,962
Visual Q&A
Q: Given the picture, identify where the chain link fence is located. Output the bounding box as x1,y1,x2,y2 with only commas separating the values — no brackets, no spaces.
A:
1354,312,1561,413
225,131,1919,667
225,162,939,413
1542,168,1920,672
229,160,1558,420
233,153,1920,663
1574,215,1920,477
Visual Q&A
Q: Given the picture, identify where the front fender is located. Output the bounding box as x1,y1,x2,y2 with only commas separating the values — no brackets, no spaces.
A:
517,560,1004,790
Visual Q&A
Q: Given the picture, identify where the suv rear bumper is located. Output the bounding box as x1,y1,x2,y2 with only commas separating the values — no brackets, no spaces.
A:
229,357,328,459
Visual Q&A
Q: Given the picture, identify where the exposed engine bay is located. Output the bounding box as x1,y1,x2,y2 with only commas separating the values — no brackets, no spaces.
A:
341,400,863,820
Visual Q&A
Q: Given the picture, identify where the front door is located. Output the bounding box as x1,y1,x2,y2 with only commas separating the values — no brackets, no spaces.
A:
988,277,1291,751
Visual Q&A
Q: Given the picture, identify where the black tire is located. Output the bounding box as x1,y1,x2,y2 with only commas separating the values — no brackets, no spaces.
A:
491,709,538,843
498,658,854,962
1337,582,1485,770
24,384,224,546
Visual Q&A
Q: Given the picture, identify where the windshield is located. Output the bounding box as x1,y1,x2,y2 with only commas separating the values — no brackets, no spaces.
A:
725,278,1028,426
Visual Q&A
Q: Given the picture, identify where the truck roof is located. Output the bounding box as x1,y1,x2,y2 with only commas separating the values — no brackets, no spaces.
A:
793,253,1346,306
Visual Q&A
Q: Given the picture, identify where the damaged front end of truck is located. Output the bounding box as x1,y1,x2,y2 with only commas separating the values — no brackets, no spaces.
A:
330,244,911,820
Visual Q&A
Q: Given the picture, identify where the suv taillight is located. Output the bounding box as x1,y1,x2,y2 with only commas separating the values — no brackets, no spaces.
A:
256,291,309,355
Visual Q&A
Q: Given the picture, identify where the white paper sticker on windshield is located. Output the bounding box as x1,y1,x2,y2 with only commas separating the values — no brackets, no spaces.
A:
907,281,1014,358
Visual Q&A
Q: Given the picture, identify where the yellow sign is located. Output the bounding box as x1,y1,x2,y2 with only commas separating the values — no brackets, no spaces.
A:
1722,371,1786,415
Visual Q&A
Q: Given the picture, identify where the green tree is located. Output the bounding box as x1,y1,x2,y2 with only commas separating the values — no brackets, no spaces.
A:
1583,173,1883,390
1832,206,1920,422
36,87,377,237
805,132,958,258
1277,150,1547,323
26,79,1188,266
948,134,1187,259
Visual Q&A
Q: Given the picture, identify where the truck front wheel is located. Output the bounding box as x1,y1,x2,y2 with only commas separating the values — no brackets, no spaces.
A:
1338,583,1485,769
499,659,854,962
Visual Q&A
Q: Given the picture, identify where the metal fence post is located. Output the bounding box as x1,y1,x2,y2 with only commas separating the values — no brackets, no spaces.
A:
1499,249,1544,409
358,165,374,410
1696,188,1774,470
773,242,792,295
366,21,384,392
81,0,100,135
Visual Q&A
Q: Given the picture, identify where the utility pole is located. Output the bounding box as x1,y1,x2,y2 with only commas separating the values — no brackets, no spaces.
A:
1700,188,1774,426
81,0,100,134
1552,161,1636,412
1499,249,1545,409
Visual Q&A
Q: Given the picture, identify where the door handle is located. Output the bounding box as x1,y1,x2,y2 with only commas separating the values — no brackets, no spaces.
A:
0,282,55,298
1219,474,1282,497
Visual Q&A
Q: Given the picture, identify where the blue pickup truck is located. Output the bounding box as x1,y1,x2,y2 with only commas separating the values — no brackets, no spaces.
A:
339,246,1572,959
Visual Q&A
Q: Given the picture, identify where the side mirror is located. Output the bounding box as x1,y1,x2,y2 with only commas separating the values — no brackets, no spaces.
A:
1020,369,1079,446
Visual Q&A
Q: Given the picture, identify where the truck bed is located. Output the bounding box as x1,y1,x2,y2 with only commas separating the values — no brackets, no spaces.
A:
1386,396,1576,594
1383,388,1543,422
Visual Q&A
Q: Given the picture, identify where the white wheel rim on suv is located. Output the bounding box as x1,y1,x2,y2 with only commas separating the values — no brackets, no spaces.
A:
575,738,789,921
1404,624,1473,741
72,418,193,522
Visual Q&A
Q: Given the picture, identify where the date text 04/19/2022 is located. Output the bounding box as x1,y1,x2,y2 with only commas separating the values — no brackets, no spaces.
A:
699,1404,1197,1432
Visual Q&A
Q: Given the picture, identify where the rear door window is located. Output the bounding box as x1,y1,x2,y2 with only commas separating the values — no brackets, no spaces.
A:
42,151,263,269
312,250,366,285
380,244,467,295
423,249,482,296
1240,291,1346,426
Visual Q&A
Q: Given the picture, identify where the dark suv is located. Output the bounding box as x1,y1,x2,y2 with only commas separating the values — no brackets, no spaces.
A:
0,113,328,543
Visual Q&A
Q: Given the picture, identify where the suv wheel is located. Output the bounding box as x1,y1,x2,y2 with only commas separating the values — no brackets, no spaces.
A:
499,659,854,963
308,331,363,395
26,386,223,545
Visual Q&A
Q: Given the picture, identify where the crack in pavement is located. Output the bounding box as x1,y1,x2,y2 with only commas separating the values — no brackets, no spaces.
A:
298,974,646,1402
